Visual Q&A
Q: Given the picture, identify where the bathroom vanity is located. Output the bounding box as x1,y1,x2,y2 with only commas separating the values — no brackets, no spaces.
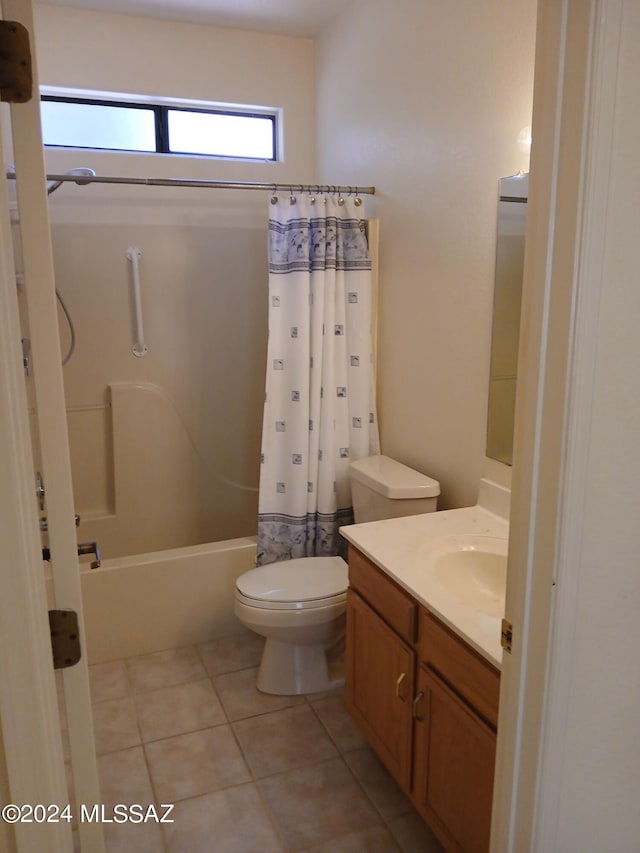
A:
341,494,508,853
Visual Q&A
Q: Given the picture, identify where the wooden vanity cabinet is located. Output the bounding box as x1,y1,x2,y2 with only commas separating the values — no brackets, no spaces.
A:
412,665,497,853
346,547,417,789
346,589,415,788
345,546,501,853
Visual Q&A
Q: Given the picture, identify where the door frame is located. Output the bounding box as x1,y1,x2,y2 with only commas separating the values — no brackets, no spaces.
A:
0,2,103,850
0,107,72,853
492,0,627,848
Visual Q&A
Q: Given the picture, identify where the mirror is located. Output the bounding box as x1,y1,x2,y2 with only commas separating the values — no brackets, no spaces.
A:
486,173,528,465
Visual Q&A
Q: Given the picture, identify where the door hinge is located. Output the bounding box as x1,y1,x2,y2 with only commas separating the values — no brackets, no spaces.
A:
48,609,82,669
501,618,513,654
0,21,32,103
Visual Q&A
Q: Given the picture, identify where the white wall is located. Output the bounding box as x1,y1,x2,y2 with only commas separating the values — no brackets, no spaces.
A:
28,4,316,556
316,0,537,507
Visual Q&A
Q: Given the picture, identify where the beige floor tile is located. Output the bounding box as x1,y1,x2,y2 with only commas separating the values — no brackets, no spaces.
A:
86,643,436,852
93,697,141,755
97,746,155,812
163,784,284,853
145,725,250,803
309,693,368,753
213,666,305,721
343,748,413,821
259,757,382,850
233,704,338,778
299,825,402,852
386,810,444,853
134,678,227,743
126,647,206,693
103,820,165,853
89,660,130,703
197,630,264,677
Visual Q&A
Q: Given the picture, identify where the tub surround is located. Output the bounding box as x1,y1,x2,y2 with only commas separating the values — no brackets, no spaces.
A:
340,479,509,667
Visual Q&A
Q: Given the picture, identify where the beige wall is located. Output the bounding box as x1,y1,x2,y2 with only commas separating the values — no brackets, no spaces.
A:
33,3,316,182
29,4,316,556
316,0,537,507
28,0,537,539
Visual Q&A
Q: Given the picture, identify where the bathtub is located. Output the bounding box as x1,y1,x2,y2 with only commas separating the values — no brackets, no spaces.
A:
47,537,257,664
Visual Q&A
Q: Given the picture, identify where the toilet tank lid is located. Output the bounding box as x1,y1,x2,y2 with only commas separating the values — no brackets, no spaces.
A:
349,455,440,499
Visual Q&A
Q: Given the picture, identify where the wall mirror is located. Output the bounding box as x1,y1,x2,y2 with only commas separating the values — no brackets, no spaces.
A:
486,173,528,465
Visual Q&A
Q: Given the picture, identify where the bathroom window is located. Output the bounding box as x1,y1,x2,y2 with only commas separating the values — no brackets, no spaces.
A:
40,96,278,161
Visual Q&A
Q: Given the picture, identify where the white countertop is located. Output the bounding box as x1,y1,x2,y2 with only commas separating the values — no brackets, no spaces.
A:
340,504,509,668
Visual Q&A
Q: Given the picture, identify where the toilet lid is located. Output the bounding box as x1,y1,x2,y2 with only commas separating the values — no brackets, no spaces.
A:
236,556,348,604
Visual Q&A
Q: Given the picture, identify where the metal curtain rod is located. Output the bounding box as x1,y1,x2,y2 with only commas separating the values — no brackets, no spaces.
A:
6,171,376,196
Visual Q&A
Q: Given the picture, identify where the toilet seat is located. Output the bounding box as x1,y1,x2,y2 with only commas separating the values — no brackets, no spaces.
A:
235,556,348,611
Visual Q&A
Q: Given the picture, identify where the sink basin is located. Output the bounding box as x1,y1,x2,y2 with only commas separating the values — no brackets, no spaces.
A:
428,535,508,615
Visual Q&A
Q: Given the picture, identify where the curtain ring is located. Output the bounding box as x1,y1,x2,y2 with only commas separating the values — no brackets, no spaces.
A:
337,187,345,206
270,184,278,205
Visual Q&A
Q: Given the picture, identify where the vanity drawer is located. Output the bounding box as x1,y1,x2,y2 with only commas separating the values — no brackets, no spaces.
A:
348,547,416,644
417,608,500,728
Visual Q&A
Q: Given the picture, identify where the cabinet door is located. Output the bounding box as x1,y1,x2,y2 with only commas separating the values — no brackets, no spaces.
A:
346,589,414,789
413,665,496,853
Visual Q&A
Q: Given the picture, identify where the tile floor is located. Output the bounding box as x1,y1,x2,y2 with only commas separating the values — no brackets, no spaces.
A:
68,631,444,852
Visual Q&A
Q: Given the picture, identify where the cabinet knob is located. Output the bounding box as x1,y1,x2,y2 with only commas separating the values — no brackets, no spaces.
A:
396,672,407,701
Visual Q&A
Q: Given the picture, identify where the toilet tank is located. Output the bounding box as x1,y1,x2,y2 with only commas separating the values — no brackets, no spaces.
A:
349,455,440,523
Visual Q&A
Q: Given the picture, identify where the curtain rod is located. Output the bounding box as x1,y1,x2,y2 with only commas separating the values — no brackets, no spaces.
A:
6,171,376,196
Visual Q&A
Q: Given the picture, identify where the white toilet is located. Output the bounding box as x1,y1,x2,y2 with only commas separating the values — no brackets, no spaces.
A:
234,455,440,695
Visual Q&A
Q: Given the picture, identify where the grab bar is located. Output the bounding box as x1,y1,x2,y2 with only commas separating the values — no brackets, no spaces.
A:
126,246,149,357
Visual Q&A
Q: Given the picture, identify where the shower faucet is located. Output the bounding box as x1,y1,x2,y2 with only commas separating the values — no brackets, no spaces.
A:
39,514,81,531
42,539,101,570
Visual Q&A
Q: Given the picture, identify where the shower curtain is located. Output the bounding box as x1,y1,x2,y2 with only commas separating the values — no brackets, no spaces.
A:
257,194,379,565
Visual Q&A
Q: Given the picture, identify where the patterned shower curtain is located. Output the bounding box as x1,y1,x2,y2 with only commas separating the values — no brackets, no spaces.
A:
257,194,379,565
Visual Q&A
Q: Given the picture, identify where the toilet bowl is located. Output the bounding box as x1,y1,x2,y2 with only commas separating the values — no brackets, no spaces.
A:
236,455,441,695
234,556,348,695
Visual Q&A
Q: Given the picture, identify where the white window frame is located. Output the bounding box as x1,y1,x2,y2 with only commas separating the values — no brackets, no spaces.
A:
39,86,282,162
